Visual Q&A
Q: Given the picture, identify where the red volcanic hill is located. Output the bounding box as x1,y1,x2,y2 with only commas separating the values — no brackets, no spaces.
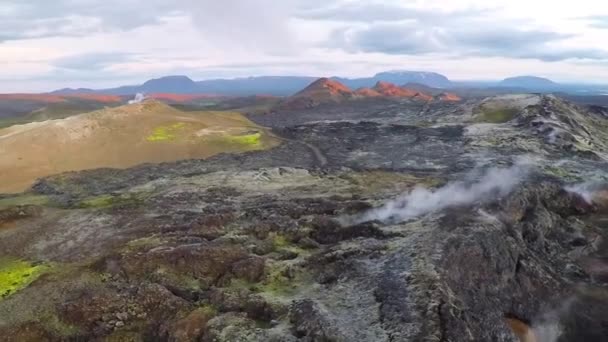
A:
280,78,354,109
355,87,383,97
372,81,436,101
0,94,68,103
295,78,353,98
0,93,123,104
373,81,420,98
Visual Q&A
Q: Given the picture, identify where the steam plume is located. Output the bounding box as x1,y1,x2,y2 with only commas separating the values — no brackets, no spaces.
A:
565,181,603,205
361,158,533,224
128,93,147,104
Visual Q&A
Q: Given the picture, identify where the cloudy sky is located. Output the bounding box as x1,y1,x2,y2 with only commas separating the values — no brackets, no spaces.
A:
1,0,608,92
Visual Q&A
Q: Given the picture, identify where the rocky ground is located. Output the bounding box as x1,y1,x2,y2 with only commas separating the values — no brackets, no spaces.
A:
0,95,607,341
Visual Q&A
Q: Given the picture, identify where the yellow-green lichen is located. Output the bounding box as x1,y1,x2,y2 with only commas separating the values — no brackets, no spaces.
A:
270,233,308,257
79,193,147,209
37,311,81,337
0,194,49,209
0,258,49,300
222,132,263,146
152,266,202,291
146,122,187,142
257,263,310,297
197,304,218,317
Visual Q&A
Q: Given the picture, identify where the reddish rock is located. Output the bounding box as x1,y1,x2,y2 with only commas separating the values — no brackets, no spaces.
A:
231,256,266,282
354,88,383,97
437,92,462,102
373,81,433,101
280,78,354,109
168,308,215,342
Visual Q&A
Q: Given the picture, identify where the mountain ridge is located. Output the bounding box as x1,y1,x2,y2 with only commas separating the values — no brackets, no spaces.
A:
51,71,455,96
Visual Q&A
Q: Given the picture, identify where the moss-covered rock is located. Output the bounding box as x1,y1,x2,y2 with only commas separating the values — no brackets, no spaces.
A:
0,258,49,300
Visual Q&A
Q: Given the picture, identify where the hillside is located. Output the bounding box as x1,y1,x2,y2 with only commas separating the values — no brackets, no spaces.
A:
373,81,433,101
279,78,354,109
0,101,279,193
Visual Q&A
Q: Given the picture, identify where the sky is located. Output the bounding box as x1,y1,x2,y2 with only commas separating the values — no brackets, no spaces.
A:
1,0,608,92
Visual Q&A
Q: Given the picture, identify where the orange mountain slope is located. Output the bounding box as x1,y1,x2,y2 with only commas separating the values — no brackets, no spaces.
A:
355,88,383,97
279,78,355,109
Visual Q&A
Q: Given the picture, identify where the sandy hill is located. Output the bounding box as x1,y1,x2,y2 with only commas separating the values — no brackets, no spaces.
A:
0,100,279,193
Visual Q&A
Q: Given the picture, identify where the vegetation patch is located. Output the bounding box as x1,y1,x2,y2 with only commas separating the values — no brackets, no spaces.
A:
475,108,519,123
270,233,308,256
146,122,187,142
544,166,582,181
0,194,49,209
222,132,263,146
79,193,147,209
0,258,49,300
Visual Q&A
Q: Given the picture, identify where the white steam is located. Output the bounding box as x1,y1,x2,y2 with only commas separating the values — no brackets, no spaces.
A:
128,93,147,104
529,297,576,342
565,181,605,204
361,159,533,223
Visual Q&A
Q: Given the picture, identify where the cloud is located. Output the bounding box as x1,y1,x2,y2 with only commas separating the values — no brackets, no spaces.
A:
53,53,135,70
1,0,608,91
329,16,607,62
299,3,428,22
585,16,608,28
182,0,297,55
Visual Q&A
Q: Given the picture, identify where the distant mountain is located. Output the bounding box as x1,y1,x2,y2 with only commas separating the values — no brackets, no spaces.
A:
334,71,453,90
51,71,454,96
498,76,558,90
373,71,453,88
50,88,96,95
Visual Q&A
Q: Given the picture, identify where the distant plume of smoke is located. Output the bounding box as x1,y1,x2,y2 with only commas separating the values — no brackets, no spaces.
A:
128,93,147,104
361,158,534,224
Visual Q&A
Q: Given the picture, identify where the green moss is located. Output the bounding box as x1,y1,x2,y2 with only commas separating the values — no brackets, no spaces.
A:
38,311,81,337
271,233,289,249
146,122,187,142
269,233,308,257
126,235,165,250
153,266,202,291
0,258,49,300
104,330,144,342
80,195,114,208
0,194,49,209
79,193,146,209
222,132,262,146
544,166,582,181
257,264,310,297
475,108,518,123
198,304,218,317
